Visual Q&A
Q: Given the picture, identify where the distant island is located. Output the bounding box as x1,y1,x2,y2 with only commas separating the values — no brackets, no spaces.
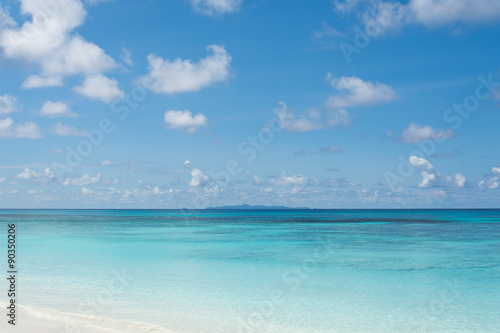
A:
206,204,310,210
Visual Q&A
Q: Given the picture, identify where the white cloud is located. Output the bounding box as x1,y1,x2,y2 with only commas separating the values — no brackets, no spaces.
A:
189,168,209,187
16,167,55,184
0,117,42,139
101,159,114,166
81,187,95,195
39,101,77,118
454,172,466,188
400,122,454,143
326,108,352,127
0,0,117,88
22,75,64,89
274,101,351,132
275,102,323,132
362,1,409,34
51,122,84,137
325,74,397,109
16,167,37,179
190,0,243,16
0,95,17,115
409,0,500,26
0,5,15,29
479,167,500,189
269,172,309,186
139,45,232,95
409,156,434,171
164,110,208,134
74,74,124,103
355,0,500,34
408,156,437,188
0,176,5,183
62,173,101,186
333,0,359,13
419,171,436,188
409,156,467,189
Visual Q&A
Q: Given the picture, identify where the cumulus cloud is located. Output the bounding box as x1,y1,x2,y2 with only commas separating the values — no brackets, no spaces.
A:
0,95,17,115
189,168,210,187
101,159,114,166
0,0,117,88
164,110,208,134
275,102,323,132
39,101,77,118
190,0,243,16
22,76,63,89
343,0,500,34
0,4,15,29
333,0,359,13
325,73,397,109
419,171,437,188
400,122,454,143
408,0,500,26
0,117,42,139
16,167,55,184
139,45,232,95
62,173,101,186
362,1,409,34
479,167,500,189
16,167,38,179
326,108,352,127
409,155,467,189
408,156,437,187
409,155,434,171
51,122,84,137
74,74,124,103
269,172,309,186
454,172,466,188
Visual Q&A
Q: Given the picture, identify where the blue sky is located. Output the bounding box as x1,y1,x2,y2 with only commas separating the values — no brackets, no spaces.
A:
0,0,499,208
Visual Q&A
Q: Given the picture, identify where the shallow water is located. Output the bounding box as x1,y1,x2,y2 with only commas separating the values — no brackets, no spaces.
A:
1,209,499,332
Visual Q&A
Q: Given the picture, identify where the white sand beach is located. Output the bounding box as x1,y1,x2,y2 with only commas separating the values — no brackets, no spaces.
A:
0,303,177,333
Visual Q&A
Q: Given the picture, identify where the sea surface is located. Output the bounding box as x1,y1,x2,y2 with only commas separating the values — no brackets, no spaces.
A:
1,209,499,332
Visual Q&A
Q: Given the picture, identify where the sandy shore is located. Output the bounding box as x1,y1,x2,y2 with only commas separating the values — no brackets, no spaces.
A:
0,303,177,333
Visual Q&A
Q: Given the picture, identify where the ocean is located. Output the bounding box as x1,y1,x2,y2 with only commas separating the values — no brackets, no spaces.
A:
1,209,499,332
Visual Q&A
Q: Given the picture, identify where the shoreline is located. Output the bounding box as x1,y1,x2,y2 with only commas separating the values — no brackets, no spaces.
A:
0,303,177,333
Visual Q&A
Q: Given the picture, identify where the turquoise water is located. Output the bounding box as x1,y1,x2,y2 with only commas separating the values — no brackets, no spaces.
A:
1,209,500,332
